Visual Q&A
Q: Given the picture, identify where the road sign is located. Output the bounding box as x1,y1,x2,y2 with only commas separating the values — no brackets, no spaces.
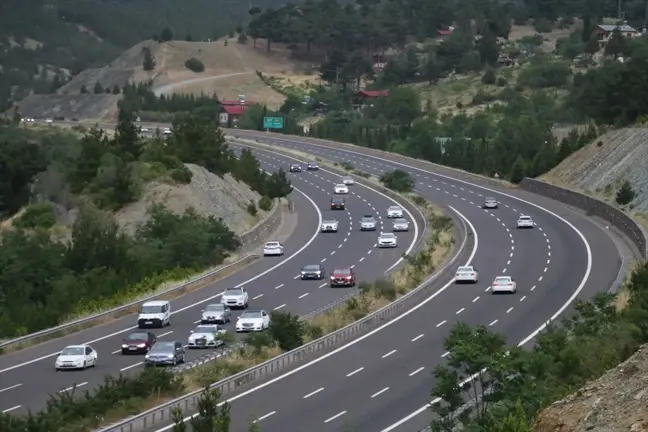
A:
263,116,284,129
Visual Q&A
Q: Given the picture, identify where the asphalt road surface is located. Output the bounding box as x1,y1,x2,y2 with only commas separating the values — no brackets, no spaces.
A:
0,146,418,415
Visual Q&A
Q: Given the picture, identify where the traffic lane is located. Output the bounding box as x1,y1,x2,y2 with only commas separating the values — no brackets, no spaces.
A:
0,186,319,373
0,170,403,412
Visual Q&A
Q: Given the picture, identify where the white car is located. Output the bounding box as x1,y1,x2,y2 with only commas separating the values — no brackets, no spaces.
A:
342,176,354,185
491,276,517,293
163,127,172,135
483,197,499,209
221,287,249,309
377,232,398,248
187,324,227,349
517,215,535,229
455,266,478,283
392,218,409,232
137,300,171,328
360,215,377,231
387,206,403,218
334,184,349,194
263,241,284,256
45,118,53,124
236,310,270,332
55,345,98,371
320,219,339,233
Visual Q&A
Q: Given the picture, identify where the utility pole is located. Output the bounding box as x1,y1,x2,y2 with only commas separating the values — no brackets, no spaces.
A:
618,0,623,20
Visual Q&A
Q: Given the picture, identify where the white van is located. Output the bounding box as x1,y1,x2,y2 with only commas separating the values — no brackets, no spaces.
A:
138,300,171,328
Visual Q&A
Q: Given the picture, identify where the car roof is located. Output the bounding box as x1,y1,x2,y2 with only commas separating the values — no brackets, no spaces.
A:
389,205,402,209
304,264,321,268
519,215,531,219
458,265,473,269
485,197,496,200
495,276,512,280
395,218,408,222
322,218,337,222
333,267,352,272
142,300,169,306
64,344,88,349
242,310,263,314
381,232,395,236
266,241,280,244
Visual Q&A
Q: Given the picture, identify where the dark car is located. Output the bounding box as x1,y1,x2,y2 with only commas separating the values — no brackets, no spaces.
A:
301,264,325,280
307,161,319,170
330,267,356,287
144,341,186,366
289,164,302,172
330,196,346,210
121,331,157,354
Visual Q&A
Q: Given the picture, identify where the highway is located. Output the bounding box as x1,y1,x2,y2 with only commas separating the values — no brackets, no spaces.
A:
0,146,418,415
156,132,620,432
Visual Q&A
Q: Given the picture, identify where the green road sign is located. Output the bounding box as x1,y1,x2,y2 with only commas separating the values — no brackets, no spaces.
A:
263,116,284,129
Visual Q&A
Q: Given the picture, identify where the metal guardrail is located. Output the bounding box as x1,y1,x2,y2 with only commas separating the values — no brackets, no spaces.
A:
0,200,282,351
97,171,470,432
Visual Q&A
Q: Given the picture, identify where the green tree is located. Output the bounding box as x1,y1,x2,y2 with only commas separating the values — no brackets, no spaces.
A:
13,203,56,229
93,82,104,94
268,311,305,351
265,168,293,198
509,155,528,183
143,47,156,71
170,117,234,176
605,29,627,58
0,138,47,216
112,84,121,94
189,387,231,431
422,53,442,84
112,108,143,161
185,57,205,73
232,148,267,193
584,34,599,56
68,127,109,193
160,28,174,42
615,180,635,205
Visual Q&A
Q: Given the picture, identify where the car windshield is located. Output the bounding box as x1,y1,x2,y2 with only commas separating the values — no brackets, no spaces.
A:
205,304,224,312
303,265,320,271
265,242,280,247
224,288,242,296
395,219,408,224
150,342,174,352
485,197,496,202
381,233,395,239
362,217,374,222
333,268,351,275
322,219,337,224
495,277,511,283
343,177,352,181
241,311,262,318
195,326,217,333
126,332,148,340
336,184,345,188
140,305,164,313
60,347,84,356
458,267,473,272
519,216,531,220
309,162,317,165
389,206,401,211
291,164,299,167
332,197,344,202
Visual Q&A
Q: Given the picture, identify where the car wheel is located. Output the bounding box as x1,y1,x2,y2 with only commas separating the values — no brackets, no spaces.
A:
82,361,87,370
173,357,177,366
181,354,186,363
93,358,97,367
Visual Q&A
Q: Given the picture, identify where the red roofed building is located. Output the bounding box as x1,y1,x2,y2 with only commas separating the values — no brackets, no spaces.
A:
436,27,455,39
218,98,253,127
352,90,389,107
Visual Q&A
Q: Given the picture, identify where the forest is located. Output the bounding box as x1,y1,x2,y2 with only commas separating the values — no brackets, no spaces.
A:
0,113,292,338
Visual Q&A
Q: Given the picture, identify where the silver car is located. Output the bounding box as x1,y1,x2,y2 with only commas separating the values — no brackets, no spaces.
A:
201,304,231,324
482,197,499,209
392,218,409,232
360,215,377,231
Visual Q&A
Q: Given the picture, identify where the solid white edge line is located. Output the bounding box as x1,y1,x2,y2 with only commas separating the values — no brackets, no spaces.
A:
0,186,323,374
231,144,420,273
154,206,477,431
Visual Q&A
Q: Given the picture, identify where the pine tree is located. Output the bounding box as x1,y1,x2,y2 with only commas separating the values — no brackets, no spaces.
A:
112,108,142,161
616,180,635,205
143,48,156,71
93,82,104,94
509,155,527,183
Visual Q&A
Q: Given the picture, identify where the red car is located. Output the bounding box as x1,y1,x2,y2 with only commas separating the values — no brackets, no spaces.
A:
330,196,346,210
121,331,157,354
330,267,356,287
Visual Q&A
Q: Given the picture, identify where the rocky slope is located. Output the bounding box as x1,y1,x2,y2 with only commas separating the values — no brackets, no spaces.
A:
542,127,648,211
535,344,648,432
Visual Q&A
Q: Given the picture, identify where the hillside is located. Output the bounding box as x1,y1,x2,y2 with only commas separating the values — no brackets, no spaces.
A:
535,343,648,432
541,127,648,212
13,38,303,120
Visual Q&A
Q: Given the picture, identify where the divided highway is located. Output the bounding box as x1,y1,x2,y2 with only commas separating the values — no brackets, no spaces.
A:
155,133,619,432
0,147,418,415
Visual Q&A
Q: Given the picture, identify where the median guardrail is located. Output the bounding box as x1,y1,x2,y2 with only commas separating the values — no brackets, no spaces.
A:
96,172,471,432
0,199,282,351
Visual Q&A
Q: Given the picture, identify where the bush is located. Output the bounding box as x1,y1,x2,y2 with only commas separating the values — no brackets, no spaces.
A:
380,170,415,193
170,165,193,183
352,169,370,178
481,68,496,85
184,57,205,73
517,59,571,88
13,203,57,229
616,180,635,205
372,278,398,300
341,161,354,171
534,18,553,33
268,311,304,351
258,195,273,211
246,201,258,216
496,77,507,87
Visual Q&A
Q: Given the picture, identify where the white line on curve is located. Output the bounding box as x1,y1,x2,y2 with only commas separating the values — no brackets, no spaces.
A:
155,205,477,430
0,185,323,374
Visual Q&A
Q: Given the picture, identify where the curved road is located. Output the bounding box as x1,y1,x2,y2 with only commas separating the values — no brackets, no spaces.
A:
0,147,418,415
158,133,620,432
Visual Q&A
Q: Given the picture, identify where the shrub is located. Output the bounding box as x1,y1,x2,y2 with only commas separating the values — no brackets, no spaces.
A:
517,59,571,88
341,161,354,171
352,169,370,178
372,278,398,300
380,169,415,193
184,57,205,73
616,180,635,205
258,195,273,211
246,201,258,216
13,203,57,229
481,68,496,85
170,165,193,183
268,311,304,351
534,18,553,33
496,77,507,87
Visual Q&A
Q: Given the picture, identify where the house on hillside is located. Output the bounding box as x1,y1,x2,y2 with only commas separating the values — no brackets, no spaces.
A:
218,98,253,127
436,27,455,40
352,90,389,108
593,24,638,49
